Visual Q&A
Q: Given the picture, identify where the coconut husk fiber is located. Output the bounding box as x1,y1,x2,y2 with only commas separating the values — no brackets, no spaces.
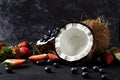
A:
37,17,110,65
82,17,110,58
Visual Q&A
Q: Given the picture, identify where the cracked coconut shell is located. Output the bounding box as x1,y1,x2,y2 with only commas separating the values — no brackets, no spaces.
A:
36,17,110,65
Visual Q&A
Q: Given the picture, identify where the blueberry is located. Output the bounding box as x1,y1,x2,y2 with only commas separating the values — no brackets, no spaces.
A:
52,29,58,35
43,34,49,41
5,67,13,73
81,67,88,72
71,67,78,74
47,30,52,36
48,30,52,34
99,68,106,74
45,66,52,73
50,33,55,37
47,59,53,65
101,74,109,80
40,38,43,42
55,27,59,30
36,60,46,66
53,63,59,68
82,72,89,78
93,66,99,72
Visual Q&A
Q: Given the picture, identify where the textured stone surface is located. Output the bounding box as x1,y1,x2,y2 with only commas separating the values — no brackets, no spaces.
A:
0,0,120,45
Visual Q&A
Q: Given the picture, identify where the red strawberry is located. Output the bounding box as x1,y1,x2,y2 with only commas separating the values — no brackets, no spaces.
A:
18,41,29,48
19,47,32,58
11,47,20,59
47,53,59,61
0,42,5,49
29,54,47,62
117,48,120,52
12,47,20,53
102,52,114,64
2,59,26,67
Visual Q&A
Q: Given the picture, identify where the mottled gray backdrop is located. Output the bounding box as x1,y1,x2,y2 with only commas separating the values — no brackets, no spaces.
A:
0,0,120,46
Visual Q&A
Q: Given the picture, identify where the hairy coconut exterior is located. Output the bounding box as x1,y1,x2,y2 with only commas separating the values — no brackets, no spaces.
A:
36,18,110,65
82,18,110,57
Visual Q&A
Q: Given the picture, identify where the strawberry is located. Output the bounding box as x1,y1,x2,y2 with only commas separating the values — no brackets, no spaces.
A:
18,41,29,48
2,59,26,67
47,53,59,61
117,48,120,52
11,47,20,59
12,47,20,53
29,54,47,62
0,42,5,49
19,47,32,58
102,52,114,64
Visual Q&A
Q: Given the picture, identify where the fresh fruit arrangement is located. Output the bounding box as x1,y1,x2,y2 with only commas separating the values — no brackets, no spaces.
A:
36,18,110,66
0,41,119,80
0,41,59,68
97,47,120,65
0,41,31,61
0,40,120,68
2,59,26,67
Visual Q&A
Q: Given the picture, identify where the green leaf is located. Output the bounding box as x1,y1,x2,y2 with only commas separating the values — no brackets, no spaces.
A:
0,46,19,61
97,57,101,62
110,47,117,53
29,43,41,55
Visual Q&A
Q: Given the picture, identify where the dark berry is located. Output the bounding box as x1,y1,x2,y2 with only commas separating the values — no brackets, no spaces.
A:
53,63,59,68
71,67,78,74
81,67,88,72
47,59,53,65
5,67,13,73
43,34,49,41
48,30,52,34
36,60,46,66
93,66,99,72
45,66,52,73
50,29,57,37
82,72,89,78
52,29,57,35
55,27,59,30
50,33,55,37
47,30,52,37
40,38,43,42
99,68,106,74
101,74,109,80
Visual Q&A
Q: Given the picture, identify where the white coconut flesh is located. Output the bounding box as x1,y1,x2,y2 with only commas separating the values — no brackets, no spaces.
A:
55,23,94,62
36,37,55,45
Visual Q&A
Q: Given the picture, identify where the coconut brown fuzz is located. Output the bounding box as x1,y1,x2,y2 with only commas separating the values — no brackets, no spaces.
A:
82,17,110,55
37,17,110,65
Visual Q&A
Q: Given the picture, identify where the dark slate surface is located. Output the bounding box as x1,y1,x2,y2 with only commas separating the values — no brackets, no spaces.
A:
0,0,120,46
0,0,120,80
0,60,120,80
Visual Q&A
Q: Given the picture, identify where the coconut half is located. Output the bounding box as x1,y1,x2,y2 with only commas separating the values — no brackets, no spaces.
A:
36,17,110,65
55,23,94,62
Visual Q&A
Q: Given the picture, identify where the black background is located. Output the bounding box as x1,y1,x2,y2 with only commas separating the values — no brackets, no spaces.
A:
0,0,120,80
0,0,120,46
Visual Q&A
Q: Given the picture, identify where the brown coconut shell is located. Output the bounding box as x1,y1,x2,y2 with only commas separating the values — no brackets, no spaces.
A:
36,38,55,53
36,17,110,65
